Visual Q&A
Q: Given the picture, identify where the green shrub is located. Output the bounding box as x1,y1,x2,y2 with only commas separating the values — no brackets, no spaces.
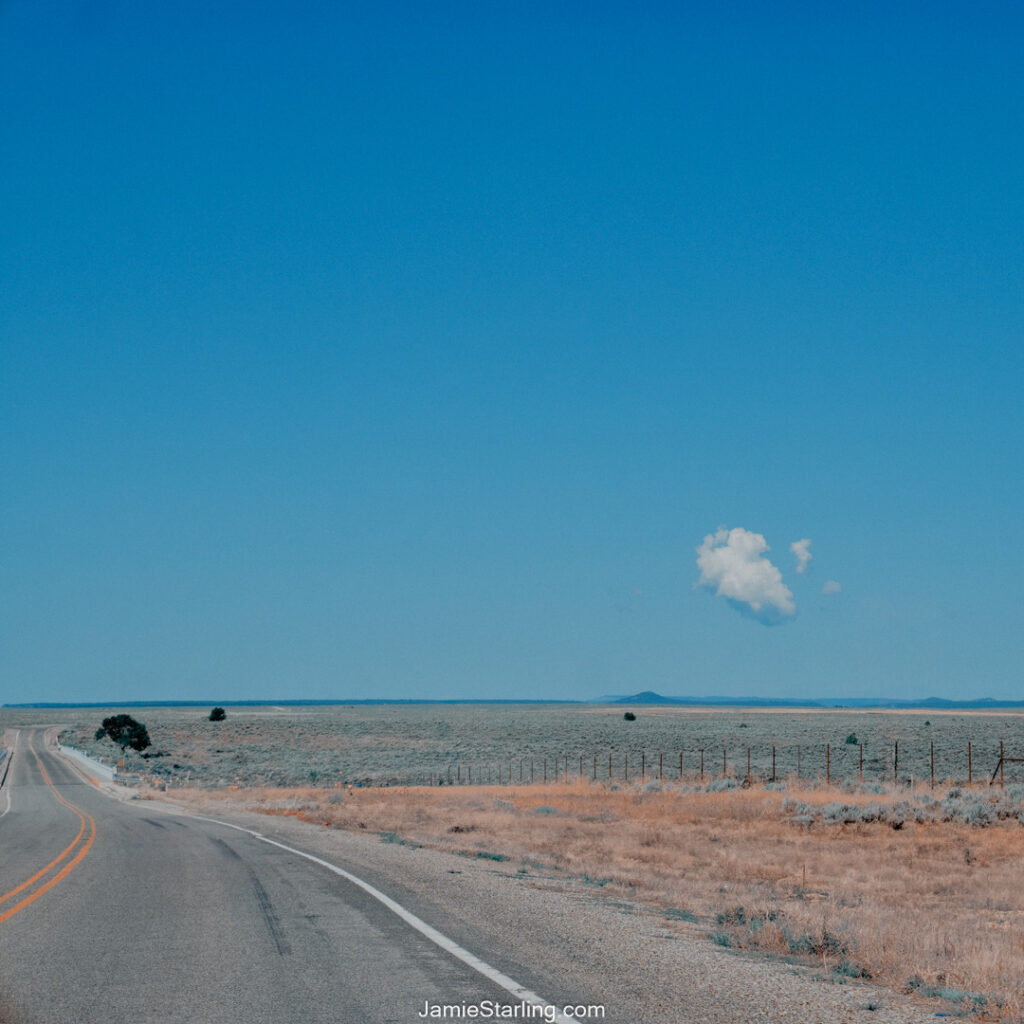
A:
94,714,150,754
665,907,698,922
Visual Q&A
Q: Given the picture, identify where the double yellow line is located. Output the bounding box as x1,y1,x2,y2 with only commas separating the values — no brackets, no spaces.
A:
0,741,97,926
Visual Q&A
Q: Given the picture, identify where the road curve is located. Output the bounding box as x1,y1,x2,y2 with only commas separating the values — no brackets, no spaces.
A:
0,728,580,1024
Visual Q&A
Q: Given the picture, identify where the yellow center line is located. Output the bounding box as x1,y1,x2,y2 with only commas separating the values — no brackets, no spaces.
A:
0,738,97,925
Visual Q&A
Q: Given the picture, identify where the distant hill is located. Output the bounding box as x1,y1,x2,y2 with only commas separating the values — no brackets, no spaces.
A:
7,694,1023,711
615,691,673,704
607,693,1024,709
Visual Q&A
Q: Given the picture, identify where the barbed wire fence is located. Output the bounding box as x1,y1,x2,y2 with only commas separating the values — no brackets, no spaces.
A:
399,740,1019,789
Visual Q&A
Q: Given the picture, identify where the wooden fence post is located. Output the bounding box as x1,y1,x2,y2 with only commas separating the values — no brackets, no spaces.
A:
679,751,683,779
797,746,801,778
859,743,863,780
641,753,645,779
624,753,628,781
1001,740,1005,788
930,741,934,787
543,758,547,782
700,749,704,781
968,742,972,784
826,744,830,785
746,748,751,785
722,748,727,778
608,753,612,779
659,751,663,780
894,741,898,780
771,746,776,782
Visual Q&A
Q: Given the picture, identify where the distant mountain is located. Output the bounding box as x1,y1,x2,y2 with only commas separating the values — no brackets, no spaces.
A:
606,693,1024,709
615,691,674,704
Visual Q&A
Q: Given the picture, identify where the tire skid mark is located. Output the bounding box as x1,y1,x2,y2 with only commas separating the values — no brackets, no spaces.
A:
209,836,290,955
248,873,291,956
209,836,241,859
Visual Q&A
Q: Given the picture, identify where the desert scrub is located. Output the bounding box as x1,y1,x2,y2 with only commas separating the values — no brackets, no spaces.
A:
38,703,1024,790
165,771,1024,1019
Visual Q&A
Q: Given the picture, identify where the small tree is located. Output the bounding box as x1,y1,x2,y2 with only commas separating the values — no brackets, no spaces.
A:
209,706,226,722
623,711,636,721
94,714,151,755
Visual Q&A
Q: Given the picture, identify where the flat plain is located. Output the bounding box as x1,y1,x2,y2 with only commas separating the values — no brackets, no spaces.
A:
27,702,1024,788
8,703,1024,1019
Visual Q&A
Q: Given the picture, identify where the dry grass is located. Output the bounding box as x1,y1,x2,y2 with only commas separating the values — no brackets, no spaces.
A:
175,778,1024,1018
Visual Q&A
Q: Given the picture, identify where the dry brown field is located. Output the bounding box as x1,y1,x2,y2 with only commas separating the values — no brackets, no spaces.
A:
174,777,1024,1020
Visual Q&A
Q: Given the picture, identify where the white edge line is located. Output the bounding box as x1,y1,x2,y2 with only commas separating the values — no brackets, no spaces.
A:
0,730,19,818
51,747,580,1024
190,814,581,1024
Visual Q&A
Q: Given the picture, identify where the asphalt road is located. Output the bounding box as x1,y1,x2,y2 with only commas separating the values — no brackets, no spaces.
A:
0,728,578,1024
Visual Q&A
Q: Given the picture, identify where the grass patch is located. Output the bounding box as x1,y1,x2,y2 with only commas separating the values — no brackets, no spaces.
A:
664,907,699,923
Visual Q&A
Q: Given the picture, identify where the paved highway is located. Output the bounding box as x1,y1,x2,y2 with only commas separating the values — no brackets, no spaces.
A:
0,728,578,1024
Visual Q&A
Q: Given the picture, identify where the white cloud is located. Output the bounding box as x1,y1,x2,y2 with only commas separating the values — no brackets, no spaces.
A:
696,527,796,625
790,538,812,574
822,580,842,595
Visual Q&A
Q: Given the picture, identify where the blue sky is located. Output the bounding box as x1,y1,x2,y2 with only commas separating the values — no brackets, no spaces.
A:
3,2,1023,703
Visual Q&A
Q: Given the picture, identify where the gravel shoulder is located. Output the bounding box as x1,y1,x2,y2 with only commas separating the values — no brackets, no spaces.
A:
152,793,939,1024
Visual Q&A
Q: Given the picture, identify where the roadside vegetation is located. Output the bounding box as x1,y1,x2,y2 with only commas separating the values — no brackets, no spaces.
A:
47,703,1024,789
